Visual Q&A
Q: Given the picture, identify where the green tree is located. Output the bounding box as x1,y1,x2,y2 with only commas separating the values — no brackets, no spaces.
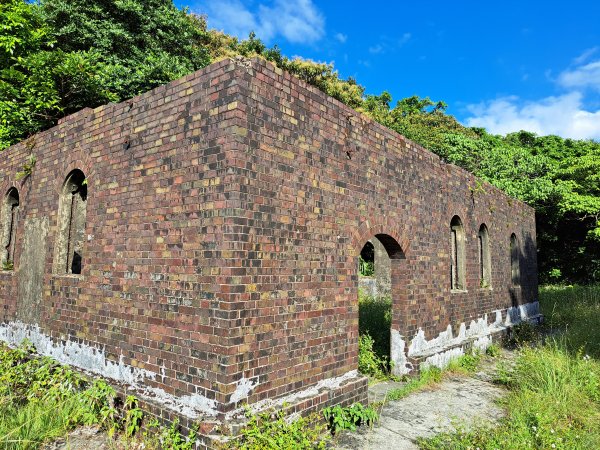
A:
39,0,211,100
0,0,115,149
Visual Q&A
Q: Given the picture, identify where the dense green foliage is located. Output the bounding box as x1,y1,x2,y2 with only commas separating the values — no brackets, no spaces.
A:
358,292,391,377
0,0,116,148
38,0,210,99
1,0,599,282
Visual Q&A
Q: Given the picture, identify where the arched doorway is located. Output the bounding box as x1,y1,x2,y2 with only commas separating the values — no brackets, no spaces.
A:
357,234,405,378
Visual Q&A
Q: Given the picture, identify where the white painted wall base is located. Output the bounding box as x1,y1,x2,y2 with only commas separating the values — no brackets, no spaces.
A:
391,301,541,376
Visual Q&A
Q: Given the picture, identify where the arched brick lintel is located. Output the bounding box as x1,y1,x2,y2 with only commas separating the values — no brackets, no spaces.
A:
54,159,94,195
350,218,410,259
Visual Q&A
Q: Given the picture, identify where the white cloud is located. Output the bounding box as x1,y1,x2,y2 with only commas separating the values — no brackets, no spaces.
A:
557,60,600,92
195,0,325,44
368,44,384,54
335,33,347,43
398,32,411,45
465,53,600,140
465,92,600,140
573,47,598,65
368,33,411,55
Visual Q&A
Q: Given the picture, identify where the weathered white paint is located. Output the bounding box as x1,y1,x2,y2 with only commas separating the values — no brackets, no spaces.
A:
390,300,540,373
391,329,412,376
0,321,366,422
229,377,259,404
422,346,465,370
226,369,361,420
0,321,224,418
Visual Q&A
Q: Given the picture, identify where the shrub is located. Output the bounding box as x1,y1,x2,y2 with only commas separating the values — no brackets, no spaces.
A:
322,403,378,435
358,333,389,379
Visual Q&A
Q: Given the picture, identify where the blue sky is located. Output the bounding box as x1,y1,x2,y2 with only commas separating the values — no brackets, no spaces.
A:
177,0,600,140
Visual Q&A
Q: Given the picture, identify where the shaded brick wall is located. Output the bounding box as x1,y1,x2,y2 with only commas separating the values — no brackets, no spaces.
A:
0,59,247,415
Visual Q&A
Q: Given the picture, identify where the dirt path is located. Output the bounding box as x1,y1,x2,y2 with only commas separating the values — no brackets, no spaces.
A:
334,355,509,450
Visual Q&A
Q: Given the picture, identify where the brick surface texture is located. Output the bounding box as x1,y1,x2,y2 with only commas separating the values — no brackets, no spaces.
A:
0,58,537,424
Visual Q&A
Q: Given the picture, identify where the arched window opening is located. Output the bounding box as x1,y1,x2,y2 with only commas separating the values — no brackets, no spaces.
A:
2,188,19,269
478,224,491,288
450,216,466,291
510,233,520,286
55,170,87,275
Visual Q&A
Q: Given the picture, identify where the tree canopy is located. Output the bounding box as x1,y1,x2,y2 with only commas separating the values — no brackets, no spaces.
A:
1,0,599,283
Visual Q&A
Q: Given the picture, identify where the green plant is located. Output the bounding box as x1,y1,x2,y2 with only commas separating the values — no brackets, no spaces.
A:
386,366,443,401
504,321,541,348
358,333,389,379
446,350,482,374
0,342,204,449
540,284,600,357
15,155,36,180
156,419,197,450
485,343,501,357
123,395,143,437
358,292,391,370
358,256,374,277
2,260,14,271
322,403,378,435
225,409,328,449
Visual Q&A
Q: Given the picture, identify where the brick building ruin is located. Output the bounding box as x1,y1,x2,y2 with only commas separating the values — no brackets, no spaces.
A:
0,58,538,444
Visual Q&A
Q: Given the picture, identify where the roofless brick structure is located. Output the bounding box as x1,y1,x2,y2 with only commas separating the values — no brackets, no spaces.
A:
0,57,538,446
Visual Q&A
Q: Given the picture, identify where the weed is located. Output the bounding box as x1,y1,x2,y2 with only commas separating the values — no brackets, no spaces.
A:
386,366,443,401
504,321,540,348
358,292,391,374
224,409,329,449
358,333,388,379
540,284,600,358
358,256,374,276
123,395,143,437
486,343,501,357
144,418,198,450
15,155,36,180
322,403,378,435
446,350,482,374
2,260,14,271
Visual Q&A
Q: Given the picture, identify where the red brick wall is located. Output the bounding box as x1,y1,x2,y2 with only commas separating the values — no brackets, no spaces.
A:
0,59,247,414
225,57,537,403
0,57,537,421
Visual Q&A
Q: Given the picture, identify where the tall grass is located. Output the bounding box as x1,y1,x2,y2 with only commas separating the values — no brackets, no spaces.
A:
0,396,84,449
540,284,600,357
